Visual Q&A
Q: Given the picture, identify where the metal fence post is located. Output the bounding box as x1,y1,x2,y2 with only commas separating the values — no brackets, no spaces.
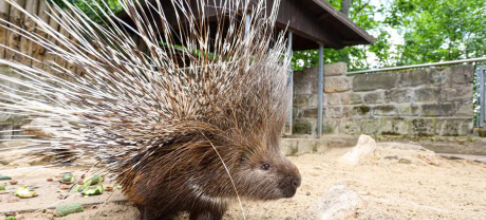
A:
480,66,486,128
317,45,324,139
285,31,293,134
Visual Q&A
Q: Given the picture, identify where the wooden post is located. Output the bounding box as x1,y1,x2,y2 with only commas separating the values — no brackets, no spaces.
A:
20,0,39,66
4,0,26,61
32,0,50,69
0,0,11,59
317,44,324,139
44,7,60,72
55,13,70,69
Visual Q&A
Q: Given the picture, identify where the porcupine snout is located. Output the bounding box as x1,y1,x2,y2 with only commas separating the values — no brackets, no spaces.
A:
278,160,301,198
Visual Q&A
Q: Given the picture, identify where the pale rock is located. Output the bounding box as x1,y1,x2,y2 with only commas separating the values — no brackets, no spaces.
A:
418,151,440,166
398,158,412,164
384,155,399,160
338,135,376,166
316,185,365,220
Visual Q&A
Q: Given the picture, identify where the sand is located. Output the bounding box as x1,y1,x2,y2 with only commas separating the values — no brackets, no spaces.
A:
1,144,486,220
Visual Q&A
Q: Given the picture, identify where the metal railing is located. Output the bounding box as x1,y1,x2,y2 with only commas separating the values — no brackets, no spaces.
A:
347,57,486,75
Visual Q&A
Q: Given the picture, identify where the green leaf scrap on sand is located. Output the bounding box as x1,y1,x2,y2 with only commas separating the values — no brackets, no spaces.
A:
5,216,16,220
67,175,106,195
72,184,86,193
82,185,104,196
56,202,84,217
60,172,74,184
0,174,12,181
83,175,104,186
0,184,5,190
15,186,36,198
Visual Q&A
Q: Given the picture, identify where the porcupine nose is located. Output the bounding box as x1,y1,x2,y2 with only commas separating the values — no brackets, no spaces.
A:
281,167,301,198
293,176,301,188
292,164,302,188
281,175,301,198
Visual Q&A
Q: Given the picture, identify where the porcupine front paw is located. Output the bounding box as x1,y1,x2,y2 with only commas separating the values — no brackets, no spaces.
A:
138,207,176,220
189,211,224,220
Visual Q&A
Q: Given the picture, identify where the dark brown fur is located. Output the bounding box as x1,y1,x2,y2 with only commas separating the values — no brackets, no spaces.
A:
118,130,301,220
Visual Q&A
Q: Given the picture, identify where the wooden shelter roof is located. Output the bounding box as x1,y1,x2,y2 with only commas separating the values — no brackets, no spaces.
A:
119,0,375,50
279,0,375,49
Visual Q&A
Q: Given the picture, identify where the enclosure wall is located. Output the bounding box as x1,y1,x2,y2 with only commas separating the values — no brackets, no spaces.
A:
293,63,475,138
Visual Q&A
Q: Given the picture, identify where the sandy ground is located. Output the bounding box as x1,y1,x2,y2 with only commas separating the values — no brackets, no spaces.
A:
1,143,486,220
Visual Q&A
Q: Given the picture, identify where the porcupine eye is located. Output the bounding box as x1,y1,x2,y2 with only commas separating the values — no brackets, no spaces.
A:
261,163,270,170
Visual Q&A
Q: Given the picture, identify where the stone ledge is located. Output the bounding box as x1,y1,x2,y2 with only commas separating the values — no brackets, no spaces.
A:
375,135,486,155
282,135,486,156
281,134,359,156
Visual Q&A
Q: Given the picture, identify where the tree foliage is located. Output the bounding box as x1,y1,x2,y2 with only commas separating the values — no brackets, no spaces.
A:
293,0,486,71
388,0,486,65
50,0,122,23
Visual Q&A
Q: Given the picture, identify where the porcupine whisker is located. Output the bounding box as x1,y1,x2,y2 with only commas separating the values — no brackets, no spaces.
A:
202,132,247,220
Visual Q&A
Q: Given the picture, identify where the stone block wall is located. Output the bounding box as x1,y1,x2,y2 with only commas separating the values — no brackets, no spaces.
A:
293,63,475,137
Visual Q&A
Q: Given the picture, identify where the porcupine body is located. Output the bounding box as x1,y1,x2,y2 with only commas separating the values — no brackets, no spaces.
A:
0,0,301,219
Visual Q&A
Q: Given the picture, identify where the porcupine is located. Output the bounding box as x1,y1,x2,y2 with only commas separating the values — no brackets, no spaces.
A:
0,0,301,219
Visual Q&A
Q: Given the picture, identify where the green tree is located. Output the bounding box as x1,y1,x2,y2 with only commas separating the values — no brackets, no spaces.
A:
388,0,486,65
50,0,122,23
293,0,486,71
